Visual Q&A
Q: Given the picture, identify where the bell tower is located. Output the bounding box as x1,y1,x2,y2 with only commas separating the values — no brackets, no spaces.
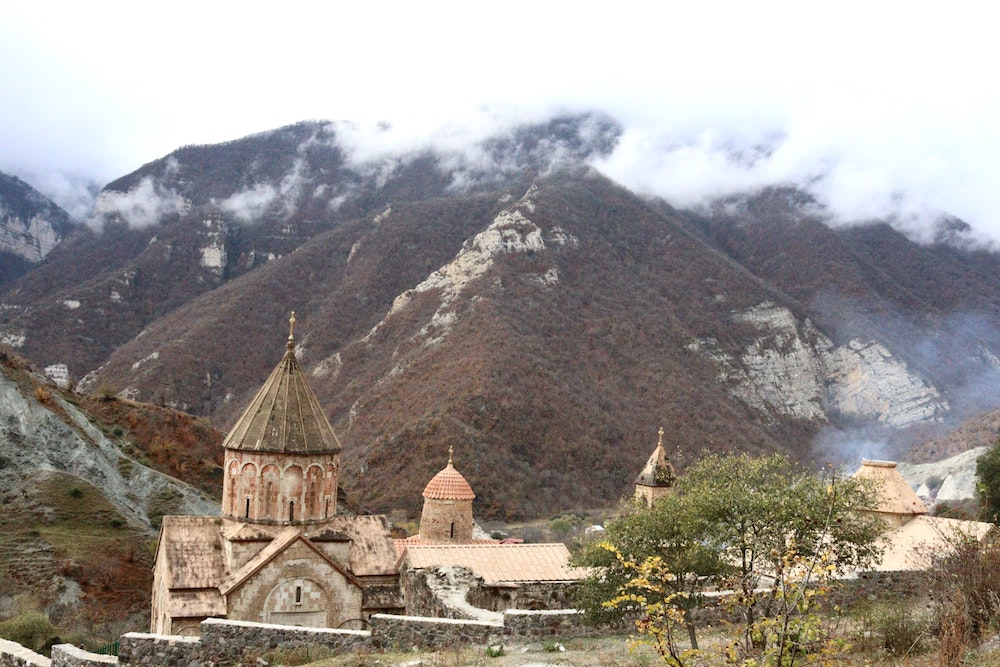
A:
418,447,476,543
220,312,341,526
634,427,677,507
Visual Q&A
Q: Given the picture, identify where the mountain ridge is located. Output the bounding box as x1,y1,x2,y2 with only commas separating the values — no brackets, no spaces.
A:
2,114,1000,518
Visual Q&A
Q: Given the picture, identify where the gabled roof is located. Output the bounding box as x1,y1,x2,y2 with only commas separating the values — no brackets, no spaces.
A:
871,514,995,572
219,527,362,596
635,427,676,488
222,314,341,454
393,535,497,558
853,460,928,516
401,543,587,584
156,515,226,590
321,515,400,576
423,448,475,500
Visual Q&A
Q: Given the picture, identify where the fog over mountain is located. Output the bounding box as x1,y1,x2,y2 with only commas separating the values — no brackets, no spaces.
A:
2,4,998,242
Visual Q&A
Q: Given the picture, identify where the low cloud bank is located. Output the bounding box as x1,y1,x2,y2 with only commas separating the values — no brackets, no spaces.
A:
89,177,184,228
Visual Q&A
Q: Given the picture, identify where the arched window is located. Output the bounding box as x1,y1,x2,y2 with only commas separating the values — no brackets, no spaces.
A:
289,501,295,522
245,498,251,519
450,522,455,539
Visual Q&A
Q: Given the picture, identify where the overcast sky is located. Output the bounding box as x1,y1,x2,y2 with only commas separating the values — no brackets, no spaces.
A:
2,1,998,241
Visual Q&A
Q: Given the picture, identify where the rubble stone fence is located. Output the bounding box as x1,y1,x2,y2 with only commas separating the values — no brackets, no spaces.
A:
370,613,502,649
50,645,116,667
3,608,601,666
0,638,50,667
117,633,201,667
502,609,595,639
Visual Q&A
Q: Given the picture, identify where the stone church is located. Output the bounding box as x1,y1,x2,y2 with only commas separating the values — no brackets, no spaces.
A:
150,315,583,635
151,316,403,635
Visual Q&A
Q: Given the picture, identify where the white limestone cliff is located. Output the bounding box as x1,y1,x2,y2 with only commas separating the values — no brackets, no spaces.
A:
898,447,988,505
0,210,62,263
365,184,563,347
696,301,947,427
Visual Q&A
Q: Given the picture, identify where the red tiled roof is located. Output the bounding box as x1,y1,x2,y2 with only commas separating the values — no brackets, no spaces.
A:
422,463,475,500
401,543,588,584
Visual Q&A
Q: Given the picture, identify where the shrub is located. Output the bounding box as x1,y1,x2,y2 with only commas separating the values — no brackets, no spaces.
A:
921,530,1000,666
0,611,60,654
854,603,929,655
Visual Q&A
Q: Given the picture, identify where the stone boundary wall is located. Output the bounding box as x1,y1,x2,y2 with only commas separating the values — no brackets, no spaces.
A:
198,618,369,663
0,639,50,667
371,614,502,649
4,609,599,666
502,609,595,639
118,633,201,667
50,645,117,667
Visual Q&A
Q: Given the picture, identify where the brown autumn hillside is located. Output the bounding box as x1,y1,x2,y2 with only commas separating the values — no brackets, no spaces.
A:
3,115,1000,519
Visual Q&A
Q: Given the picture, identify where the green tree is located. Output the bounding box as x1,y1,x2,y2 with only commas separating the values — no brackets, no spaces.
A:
574,490,724,650
975,437,1000,522
574,453,885,664
687,454,884,651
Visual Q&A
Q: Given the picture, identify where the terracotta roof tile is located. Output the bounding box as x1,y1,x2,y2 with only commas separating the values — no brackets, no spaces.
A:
422,463,475,500
402,543,588,584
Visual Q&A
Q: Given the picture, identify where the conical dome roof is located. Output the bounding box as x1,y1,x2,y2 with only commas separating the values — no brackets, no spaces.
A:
222,313,341,454
852,459,927,516
423,448,475,500
635,427,676,487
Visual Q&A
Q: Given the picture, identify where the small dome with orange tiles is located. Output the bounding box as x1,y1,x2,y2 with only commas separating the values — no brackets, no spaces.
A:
422,449,475,500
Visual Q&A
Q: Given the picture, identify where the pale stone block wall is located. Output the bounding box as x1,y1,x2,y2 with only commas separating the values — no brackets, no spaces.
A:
0,638,51,667
50,644,116,667
226,540,363,628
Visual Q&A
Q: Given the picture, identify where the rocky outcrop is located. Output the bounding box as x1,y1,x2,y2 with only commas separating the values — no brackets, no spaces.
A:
696,302,947,427
0,172,72,265
367,184,567,348
0,372,216,527
898,446,988,505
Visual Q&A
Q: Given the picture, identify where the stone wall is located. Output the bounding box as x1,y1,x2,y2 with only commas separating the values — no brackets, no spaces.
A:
117,620,369,667
502,609,595,639
4,608,598,666
468,581,580,612
118,633,201,667
0,639,50,667
197,618,367,663
50,645,116,667
370,614,502,649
